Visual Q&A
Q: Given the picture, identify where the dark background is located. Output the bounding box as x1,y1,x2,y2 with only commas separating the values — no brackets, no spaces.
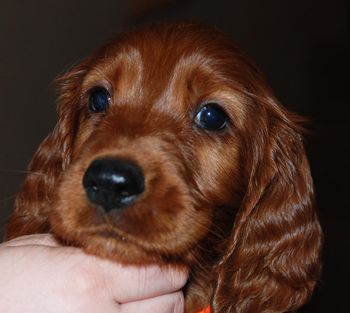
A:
0,1,349,312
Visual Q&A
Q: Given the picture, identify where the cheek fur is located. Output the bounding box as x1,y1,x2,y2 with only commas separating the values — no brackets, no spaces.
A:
193,135,242,206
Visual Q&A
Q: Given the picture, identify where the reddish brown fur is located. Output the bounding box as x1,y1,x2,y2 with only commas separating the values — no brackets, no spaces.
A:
5,22,322,312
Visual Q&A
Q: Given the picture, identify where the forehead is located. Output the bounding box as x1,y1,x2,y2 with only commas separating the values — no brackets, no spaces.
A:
82,24,248,120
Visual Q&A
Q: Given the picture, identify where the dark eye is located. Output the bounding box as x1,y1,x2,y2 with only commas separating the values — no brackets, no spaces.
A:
88,87,110,113
194,103,228,131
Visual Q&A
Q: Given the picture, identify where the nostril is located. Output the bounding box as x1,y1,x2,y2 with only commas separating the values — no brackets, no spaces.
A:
82,158,145,212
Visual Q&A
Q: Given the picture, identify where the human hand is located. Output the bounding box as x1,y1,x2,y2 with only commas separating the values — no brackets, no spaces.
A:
0,234,187,313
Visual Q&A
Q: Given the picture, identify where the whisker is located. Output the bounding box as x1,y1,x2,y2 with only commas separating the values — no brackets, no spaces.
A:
0,194,18,204
0,169,45,176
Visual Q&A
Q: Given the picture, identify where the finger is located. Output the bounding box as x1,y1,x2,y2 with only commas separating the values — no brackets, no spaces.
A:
91,260,188,303
120,291,184,313
2,234,60,247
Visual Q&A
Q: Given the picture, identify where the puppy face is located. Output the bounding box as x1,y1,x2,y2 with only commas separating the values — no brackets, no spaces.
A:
50,25,248,264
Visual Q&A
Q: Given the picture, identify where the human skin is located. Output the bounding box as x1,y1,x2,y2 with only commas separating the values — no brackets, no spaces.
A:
0,234,187,313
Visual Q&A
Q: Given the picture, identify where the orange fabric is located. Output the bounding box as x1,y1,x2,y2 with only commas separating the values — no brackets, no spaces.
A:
196,306,211,313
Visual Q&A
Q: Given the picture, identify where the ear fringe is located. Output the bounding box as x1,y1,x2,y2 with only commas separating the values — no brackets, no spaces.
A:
4,62,89,240
213,106,322,312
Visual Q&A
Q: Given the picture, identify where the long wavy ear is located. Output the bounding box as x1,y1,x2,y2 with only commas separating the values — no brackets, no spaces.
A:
213,96,323,312
5,61,89,240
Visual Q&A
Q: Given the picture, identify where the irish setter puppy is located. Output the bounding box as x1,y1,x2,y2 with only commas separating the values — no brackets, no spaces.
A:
5,22,322,313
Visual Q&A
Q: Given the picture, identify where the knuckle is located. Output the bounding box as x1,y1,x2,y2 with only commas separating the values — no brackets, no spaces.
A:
166,268,188,289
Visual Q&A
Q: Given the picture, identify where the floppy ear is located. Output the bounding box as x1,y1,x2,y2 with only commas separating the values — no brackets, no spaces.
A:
213,98,322,312
5,62,89,240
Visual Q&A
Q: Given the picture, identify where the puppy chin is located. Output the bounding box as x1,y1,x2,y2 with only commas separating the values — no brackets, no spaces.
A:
48,180,188,265
50,205,192,265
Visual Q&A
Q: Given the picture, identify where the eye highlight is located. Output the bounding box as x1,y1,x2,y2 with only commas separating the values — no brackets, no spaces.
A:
88,87,110,113
194,103,228,131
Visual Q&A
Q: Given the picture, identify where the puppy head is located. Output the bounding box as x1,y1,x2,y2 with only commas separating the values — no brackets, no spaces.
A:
8,22,322,312
45,23,250,264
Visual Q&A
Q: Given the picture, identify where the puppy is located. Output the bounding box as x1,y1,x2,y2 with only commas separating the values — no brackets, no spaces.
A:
6,22,322,313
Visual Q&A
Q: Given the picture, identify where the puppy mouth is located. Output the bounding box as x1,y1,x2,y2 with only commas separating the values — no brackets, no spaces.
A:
51,189,204,265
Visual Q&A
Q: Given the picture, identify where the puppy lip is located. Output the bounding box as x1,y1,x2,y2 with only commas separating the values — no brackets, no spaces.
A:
97,229,128,242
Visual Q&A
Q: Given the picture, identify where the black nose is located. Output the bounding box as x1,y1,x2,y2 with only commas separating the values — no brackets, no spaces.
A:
83,158,145,212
